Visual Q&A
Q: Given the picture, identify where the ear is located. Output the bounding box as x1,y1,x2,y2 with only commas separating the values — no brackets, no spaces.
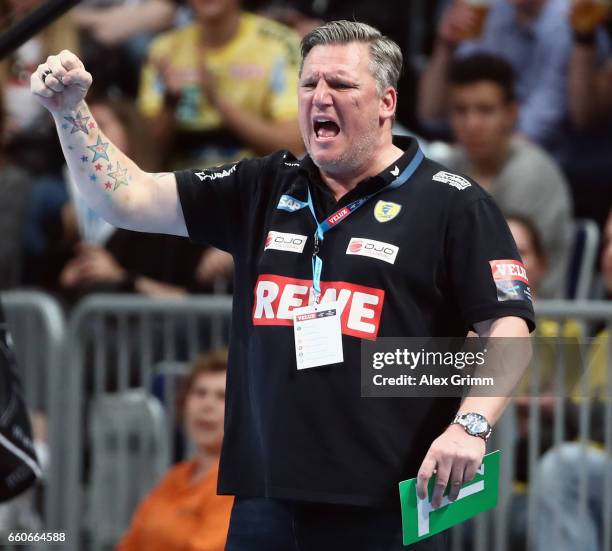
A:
379,86,398,124
506,100,519,131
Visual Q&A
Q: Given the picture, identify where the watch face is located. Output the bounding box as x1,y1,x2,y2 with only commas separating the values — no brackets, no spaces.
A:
465,413,488,434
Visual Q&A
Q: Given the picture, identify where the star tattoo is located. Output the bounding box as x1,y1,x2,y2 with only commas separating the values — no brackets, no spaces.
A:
107,162,129,192
104,182,112,190
63,111,90,134
80,156,88,163
88,122,96,130
89,174,97,182
95,163,102,171
87,135,110,163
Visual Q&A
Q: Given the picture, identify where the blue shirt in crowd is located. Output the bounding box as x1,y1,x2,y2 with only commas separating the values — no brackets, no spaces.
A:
459,0,571,148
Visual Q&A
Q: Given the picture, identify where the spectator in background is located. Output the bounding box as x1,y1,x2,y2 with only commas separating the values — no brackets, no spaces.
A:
507,214,548,301
567,0,612,126
0,83,32,291
418,0,571,151
0,0,78,174
557,0,612,227
506,212,579,505
1,1,79,288
438,53,573,297
116,348,233,551
72,0,179,97
533,208,612,551
138,0,304,169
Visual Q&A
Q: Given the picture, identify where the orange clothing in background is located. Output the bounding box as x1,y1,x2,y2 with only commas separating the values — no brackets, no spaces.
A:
116,460,233,551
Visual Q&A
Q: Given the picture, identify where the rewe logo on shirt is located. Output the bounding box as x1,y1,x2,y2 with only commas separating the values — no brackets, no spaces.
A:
252,274,385,339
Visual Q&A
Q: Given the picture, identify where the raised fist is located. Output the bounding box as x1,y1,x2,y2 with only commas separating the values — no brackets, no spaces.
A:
30,50,93,114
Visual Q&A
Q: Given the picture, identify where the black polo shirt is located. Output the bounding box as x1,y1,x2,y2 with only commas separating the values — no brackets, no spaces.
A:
176,136,535,507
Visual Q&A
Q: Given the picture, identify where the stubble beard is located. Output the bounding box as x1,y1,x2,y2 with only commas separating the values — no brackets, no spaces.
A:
311,129,380,179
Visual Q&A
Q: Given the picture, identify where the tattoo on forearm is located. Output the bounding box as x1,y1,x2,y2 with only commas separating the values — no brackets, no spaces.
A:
107,162,130,191
87,135,110,162
61,106,138,194
63,111,92,134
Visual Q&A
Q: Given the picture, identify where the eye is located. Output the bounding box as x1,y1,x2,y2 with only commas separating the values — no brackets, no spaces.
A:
330,80,356,90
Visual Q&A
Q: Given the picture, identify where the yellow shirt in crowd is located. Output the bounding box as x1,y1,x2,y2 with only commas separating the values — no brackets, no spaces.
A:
139,13,300,168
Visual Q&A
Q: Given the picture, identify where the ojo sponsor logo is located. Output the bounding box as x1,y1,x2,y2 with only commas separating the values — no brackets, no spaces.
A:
346,238,399,265
264,231,307,253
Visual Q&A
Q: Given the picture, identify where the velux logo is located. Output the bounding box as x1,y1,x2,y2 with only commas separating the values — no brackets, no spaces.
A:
489,260,528,283
264,231,307,253
328,207,351,226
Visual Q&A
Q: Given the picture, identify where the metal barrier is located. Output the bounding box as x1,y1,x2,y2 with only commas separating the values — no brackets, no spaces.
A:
0,291,66,543
527,301,612,551
62,294,232,551
5,292,608,551
449,301,612,551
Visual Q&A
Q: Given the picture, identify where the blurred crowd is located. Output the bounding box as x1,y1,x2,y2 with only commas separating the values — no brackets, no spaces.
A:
1,0,612,550
0,0,611,304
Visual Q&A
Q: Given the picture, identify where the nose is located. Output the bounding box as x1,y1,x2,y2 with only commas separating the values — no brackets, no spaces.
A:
464,110,482,132
313,79,333,107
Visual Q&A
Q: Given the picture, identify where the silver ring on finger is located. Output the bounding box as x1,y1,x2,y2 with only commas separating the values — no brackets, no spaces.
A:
41,68,53,84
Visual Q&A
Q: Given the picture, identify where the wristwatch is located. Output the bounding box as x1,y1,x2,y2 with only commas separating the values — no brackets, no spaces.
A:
451,412,492,441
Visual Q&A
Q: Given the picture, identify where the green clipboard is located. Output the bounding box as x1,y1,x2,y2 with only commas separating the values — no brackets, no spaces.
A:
399,450,500,546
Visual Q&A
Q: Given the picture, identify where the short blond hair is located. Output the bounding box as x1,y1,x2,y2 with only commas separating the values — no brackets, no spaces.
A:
300,20,402,95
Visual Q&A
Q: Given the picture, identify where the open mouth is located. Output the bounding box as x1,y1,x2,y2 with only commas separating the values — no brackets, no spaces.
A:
313,119,340,139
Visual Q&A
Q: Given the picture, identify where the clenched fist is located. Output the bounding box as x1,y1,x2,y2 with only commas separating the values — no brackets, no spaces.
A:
30,50,93,114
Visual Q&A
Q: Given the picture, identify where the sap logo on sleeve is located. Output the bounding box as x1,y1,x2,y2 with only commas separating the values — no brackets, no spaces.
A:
489,259,532,302
277,194,307,212
432,171,471,190
264,231,307,253
374,200,402,223
346,238,399,264
195,164,237,182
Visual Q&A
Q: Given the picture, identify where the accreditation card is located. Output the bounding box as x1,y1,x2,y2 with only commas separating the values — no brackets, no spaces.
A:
293,302,344,369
